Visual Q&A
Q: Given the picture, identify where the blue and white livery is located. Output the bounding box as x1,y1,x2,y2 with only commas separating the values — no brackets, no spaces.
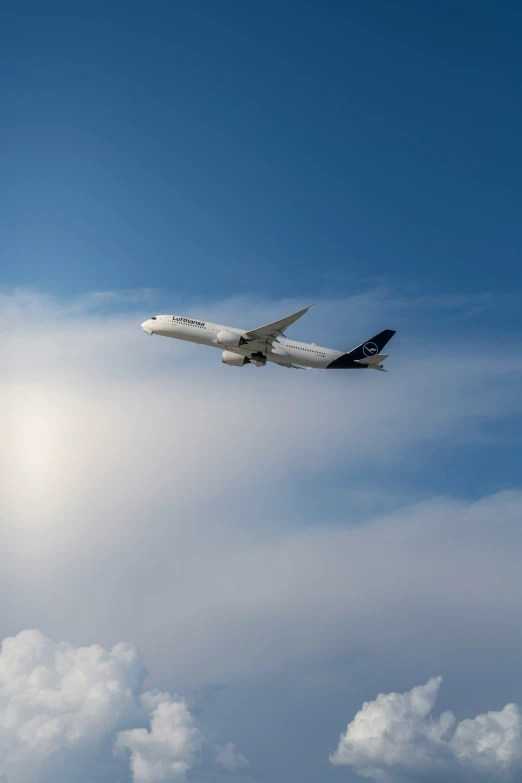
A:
141,305,395,371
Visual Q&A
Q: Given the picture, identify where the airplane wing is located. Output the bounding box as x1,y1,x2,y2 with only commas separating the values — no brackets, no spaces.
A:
244,305,314,344
277,362,312,370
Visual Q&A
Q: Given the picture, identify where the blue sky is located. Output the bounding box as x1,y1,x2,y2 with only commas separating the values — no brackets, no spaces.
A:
2,0,522,298
2,3,522,783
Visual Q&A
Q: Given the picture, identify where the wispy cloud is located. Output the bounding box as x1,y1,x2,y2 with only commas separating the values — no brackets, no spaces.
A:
1,289,522,782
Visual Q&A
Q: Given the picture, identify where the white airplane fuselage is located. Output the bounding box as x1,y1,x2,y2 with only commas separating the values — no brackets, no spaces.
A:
141,314,339,368
141,310,395,371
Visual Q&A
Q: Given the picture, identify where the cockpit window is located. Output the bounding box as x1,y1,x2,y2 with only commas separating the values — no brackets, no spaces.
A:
151,316,157,320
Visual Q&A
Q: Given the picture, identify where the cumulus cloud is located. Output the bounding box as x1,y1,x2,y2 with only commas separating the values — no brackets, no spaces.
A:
0,630,244,783
330,677,522,781
0,630,145,770
115,692,201,782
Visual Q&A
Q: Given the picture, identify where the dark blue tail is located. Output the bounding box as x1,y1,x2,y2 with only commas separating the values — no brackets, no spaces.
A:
327,329,396,369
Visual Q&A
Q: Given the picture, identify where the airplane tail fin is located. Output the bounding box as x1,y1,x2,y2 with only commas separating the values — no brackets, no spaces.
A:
344,329,396,361
326,329,396,370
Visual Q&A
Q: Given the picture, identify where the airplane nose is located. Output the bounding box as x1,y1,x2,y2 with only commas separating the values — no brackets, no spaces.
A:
141,321,153,335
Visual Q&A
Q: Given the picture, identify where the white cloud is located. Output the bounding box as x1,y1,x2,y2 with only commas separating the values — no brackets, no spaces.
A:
451,701,521,772
215,741,249,771
0,630,244,783
0,630,144,771
330,677,522,781
115,692,201,782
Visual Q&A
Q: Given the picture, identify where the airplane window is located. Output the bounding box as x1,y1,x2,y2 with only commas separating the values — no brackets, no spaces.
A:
151,316,157,320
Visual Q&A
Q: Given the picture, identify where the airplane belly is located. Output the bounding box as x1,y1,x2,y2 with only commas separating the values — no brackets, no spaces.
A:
267,352,290,366
277,345,332,369
268,346,293,364
156,325,201,344
183,327,204,344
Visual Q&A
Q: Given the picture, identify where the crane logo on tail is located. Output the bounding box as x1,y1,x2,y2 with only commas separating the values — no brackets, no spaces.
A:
362,342,378,357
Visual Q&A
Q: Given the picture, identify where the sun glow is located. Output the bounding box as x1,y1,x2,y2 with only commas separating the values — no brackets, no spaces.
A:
2,382,123,536
3,385,73,526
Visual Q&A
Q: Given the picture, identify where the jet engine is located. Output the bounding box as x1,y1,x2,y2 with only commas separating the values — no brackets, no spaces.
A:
222,350,250,367
216,330,246,348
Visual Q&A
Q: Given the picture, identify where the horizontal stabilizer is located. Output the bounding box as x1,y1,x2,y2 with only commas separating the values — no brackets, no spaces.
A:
354,354,389,365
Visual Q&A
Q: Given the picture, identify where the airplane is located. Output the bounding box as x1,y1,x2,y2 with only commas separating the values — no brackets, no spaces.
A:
141,305,396,371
